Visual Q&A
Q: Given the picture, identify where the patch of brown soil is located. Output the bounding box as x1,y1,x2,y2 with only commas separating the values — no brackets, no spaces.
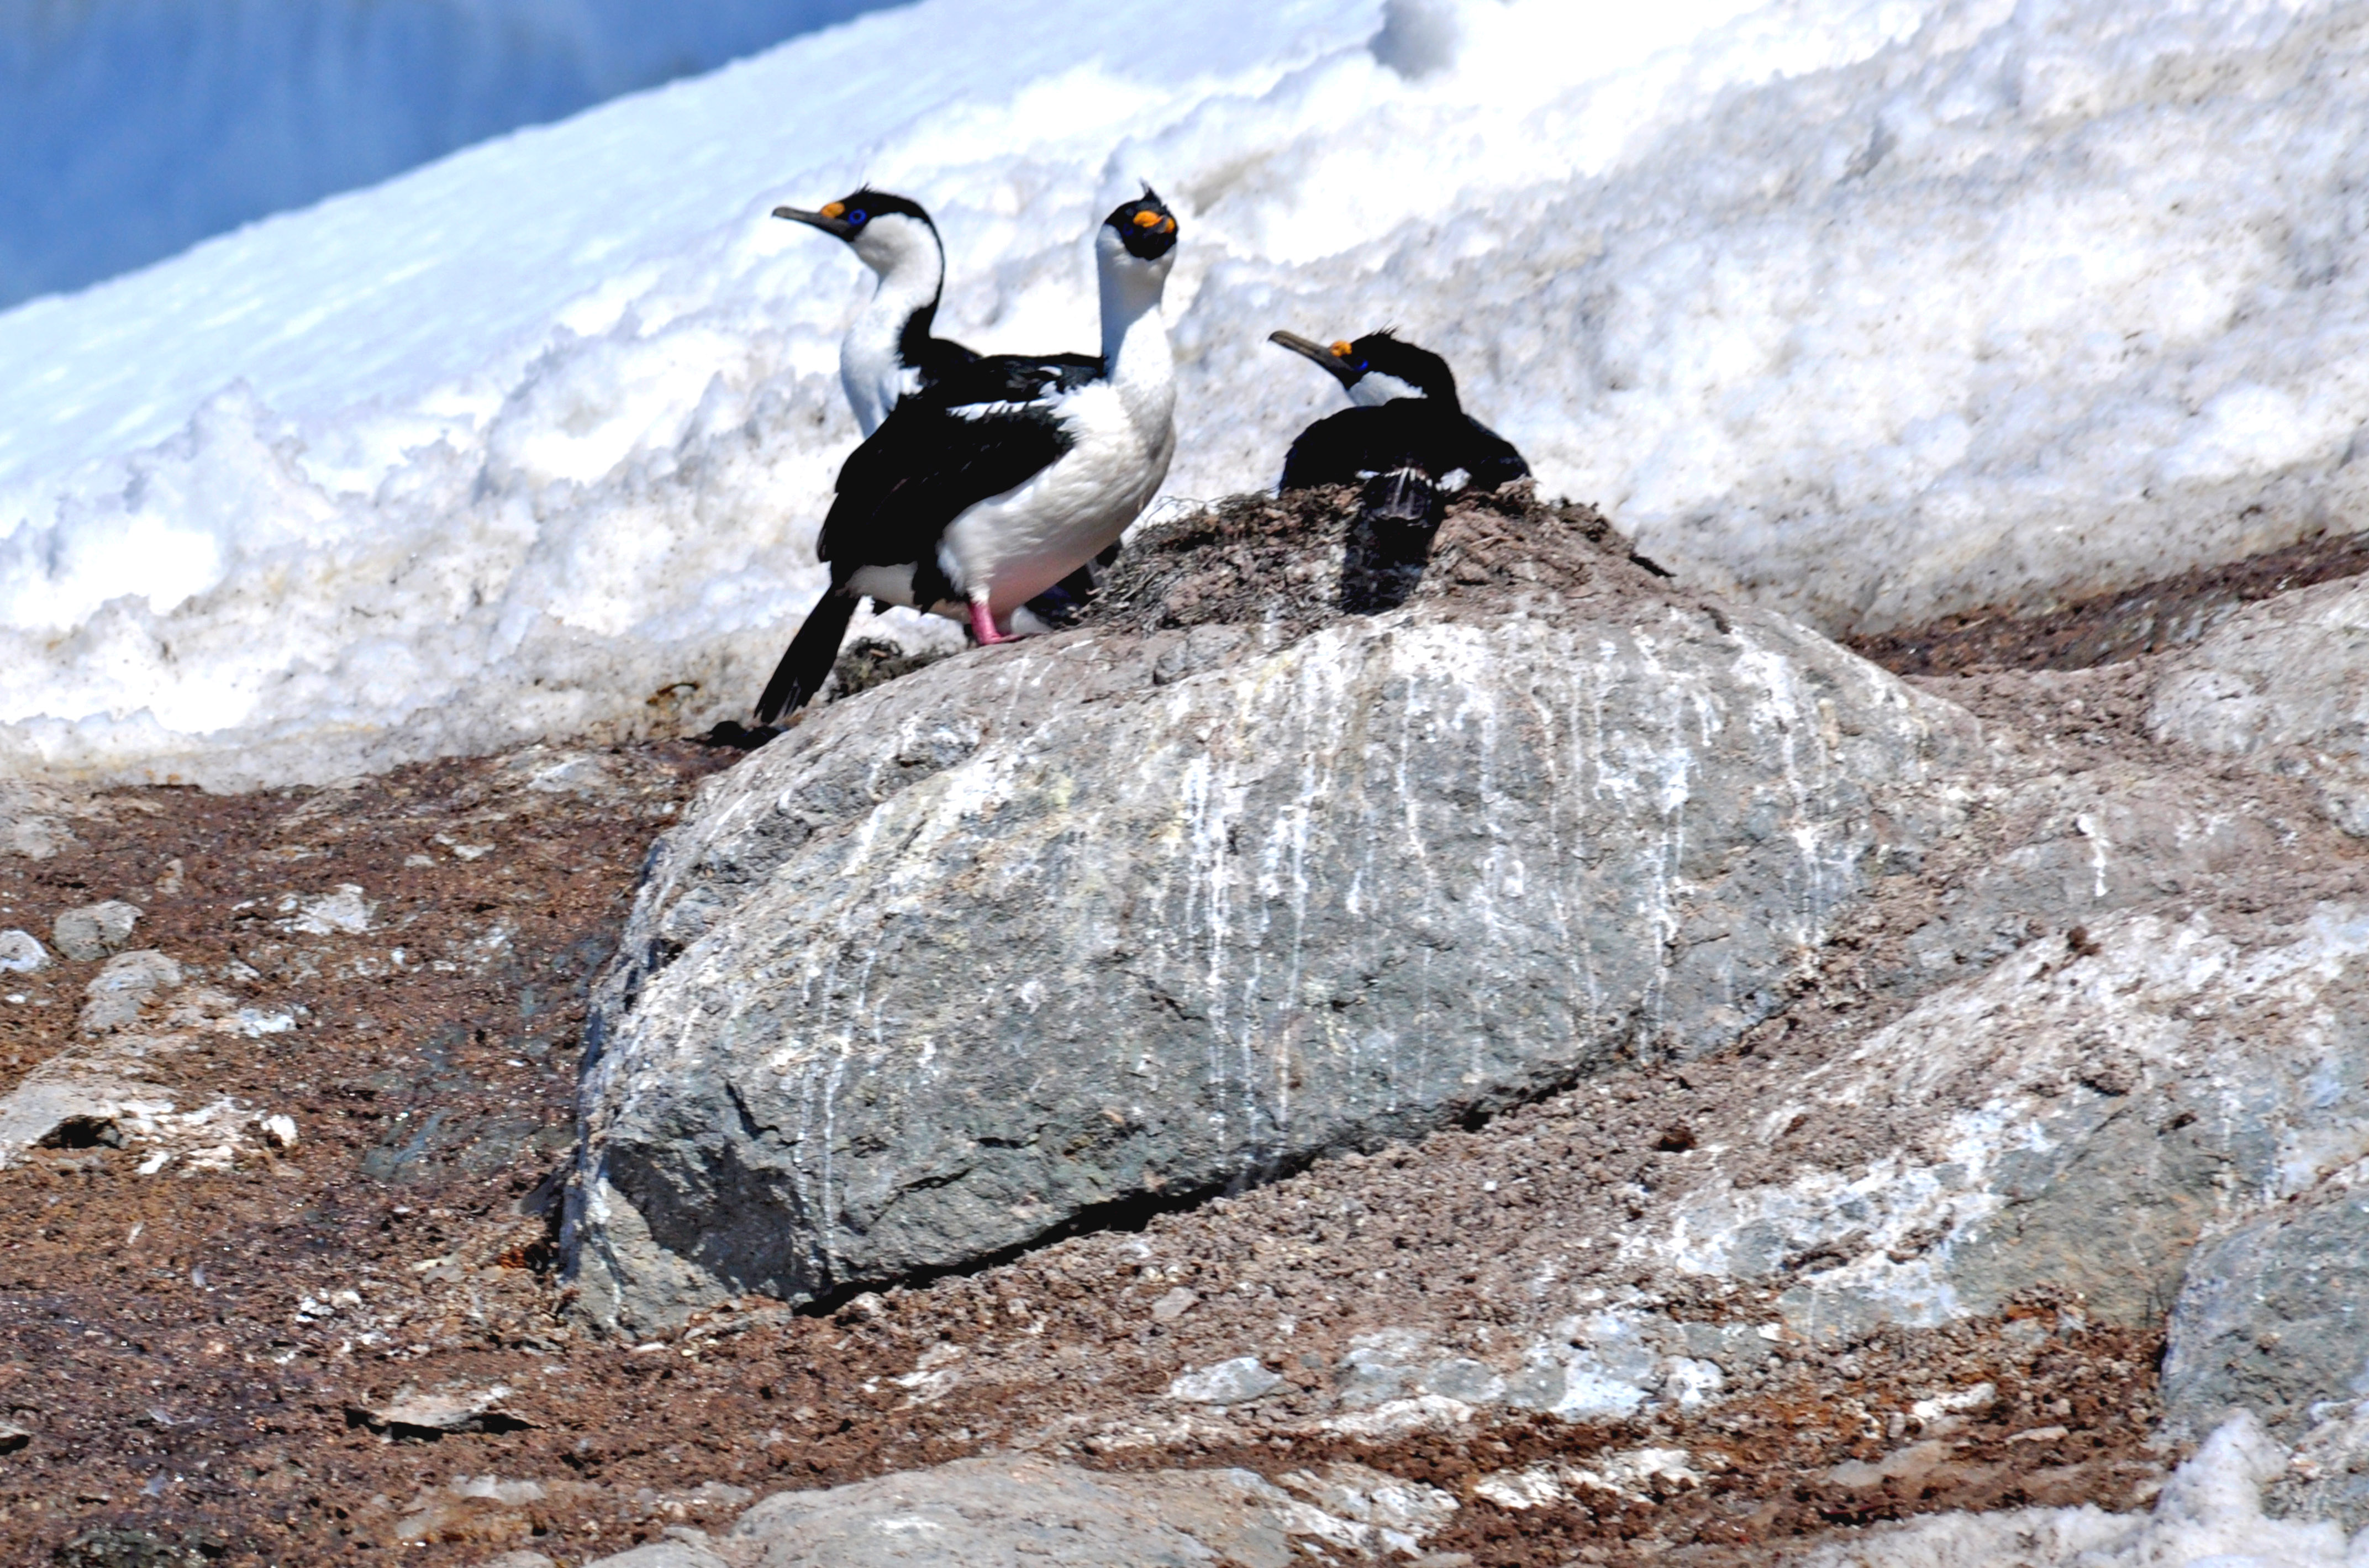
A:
1847,528,2369,676
0,732,2177,1566
6,490,2308,1566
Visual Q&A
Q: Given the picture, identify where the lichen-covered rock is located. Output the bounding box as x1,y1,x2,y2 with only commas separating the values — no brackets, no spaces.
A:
566,512,1984,1330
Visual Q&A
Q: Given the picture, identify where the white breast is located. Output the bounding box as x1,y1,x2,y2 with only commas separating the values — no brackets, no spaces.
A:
936,382,1174,618
839,315,907,437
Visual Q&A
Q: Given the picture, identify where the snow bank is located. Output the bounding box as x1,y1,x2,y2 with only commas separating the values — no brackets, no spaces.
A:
6,0,2369,786
0,0,904,307
1804,1414,2369,1568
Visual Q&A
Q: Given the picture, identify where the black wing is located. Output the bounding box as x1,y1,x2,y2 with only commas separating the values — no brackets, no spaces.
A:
1456,415,1530,491
902,306,981,393
912,351,1102,411
1278,403,1434,491
819,380,1077,580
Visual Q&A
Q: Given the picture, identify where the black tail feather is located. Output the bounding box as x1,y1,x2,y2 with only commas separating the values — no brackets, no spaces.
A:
1360,465,1444,533
755,590,860,724
1340,467,1445,616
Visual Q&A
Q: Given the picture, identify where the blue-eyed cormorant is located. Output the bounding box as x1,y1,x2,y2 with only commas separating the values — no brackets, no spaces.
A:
754,190,1181,723
1268,328,1528,527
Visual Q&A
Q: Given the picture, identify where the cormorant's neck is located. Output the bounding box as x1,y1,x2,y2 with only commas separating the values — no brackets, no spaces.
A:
1349,371,1449,410
1098,258,1172,396
864,230,946,363
896,296,943,368
840,217,949,434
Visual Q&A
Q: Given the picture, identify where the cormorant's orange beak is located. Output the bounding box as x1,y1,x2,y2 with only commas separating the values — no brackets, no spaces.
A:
771,202,857,240
1266,330,1364,391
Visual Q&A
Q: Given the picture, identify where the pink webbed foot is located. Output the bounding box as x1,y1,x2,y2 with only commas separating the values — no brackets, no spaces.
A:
968,599,1015,645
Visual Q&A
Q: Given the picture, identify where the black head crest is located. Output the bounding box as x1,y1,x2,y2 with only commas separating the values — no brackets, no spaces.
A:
772,186,935,241
1107,187,1179,261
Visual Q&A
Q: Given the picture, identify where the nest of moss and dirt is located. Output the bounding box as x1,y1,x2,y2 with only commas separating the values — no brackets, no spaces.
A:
1084,481,1678,638
786,483,1696,715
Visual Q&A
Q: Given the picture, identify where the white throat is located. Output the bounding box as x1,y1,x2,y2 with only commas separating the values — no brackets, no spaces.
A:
841,214,944,435
1095,230,1176,428
1349,372,1425,407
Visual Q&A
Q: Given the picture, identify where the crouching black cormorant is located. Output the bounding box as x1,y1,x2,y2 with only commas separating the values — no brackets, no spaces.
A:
1268,328,1528,525
754,190,1182,723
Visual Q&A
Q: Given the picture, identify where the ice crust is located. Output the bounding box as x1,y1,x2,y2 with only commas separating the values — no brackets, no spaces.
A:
6,0,2369,786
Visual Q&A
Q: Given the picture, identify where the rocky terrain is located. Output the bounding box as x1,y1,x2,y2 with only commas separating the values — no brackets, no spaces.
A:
8,489,2369,1565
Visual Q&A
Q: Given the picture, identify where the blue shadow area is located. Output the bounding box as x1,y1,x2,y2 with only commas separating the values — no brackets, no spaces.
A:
0,0,910,308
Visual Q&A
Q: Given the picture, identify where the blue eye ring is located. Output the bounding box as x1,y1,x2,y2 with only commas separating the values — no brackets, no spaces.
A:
1356,359,1370,372
847,208,868,225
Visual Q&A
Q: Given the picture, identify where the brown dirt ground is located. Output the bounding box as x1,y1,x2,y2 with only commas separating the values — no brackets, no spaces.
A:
1844,526,2369,675
15,495,2361,1566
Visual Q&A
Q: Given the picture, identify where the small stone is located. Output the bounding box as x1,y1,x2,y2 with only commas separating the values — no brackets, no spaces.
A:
0,930,46,973
263,1115,299,1150
0,1422,28,1452
78,950,182,1034
348,1386,534,1436
7,817,75,860
52,901,141,962
282,885,374,936
1150,1287,1198,1322
1168,1356,1284,1406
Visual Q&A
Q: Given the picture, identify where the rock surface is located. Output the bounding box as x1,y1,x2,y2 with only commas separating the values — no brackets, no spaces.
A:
52,899,139,962
568,499,1992,1330
1661,902,2369,1339
556,1456,1457,1568
2165,1178,2369,1444
2149,574,2369,834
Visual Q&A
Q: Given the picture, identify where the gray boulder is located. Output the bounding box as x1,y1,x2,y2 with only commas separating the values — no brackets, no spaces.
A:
568,545,1982,1330
2165,1179,2369,1450
567,1456,1456,1568
1660,902,2369,1339
52,899,141,962
2149,574,2369,834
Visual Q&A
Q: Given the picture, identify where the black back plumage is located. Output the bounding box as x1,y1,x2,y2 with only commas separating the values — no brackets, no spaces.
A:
1278,399,1529,497
1273,329,1529,506
1270,328,1530,613
817,352,1104,590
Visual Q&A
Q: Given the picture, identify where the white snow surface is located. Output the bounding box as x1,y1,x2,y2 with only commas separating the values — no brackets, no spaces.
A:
6,0,2369,786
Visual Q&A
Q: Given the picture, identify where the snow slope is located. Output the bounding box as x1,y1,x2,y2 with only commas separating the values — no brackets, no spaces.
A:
4,0,2369,787
0,0,906,308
